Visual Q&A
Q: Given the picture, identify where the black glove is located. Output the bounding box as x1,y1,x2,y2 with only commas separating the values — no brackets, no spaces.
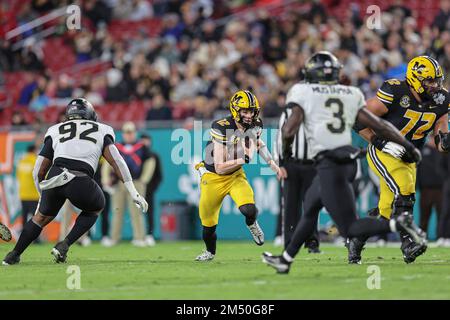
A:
371,136,387,151
402,145,422,163
435,131,450,152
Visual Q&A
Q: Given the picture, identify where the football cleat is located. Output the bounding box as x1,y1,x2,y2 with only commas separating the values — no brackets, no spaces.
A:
395,213,427,246
346,237,366,264
2,251,20,266
195,250,215,261
51,240,69,263
247,221,264,246
262,252,290,274
305,239,321,254
402,242,427,264
0,222,12,242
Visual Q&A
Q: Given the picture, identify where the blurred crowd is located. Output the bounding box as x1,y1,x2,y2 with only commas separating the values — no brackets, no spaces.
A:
0,0,449,123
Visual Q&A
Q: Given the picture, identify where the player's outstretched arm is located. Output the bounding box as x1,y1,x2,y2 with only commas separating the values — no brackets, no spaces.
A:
32,155,52,195
103,144,148,212
356,108,421,162
355,97,389,143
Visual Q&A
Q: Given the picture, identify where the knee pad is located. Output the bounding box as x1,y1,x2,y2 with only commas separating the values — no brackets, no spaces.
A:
202,225,217,239
239,204,258,225
393,194,415,217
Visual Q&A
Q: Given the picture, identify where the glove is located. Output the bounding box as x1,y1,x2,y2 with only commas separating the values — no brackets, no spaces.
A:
132,192,149,213
381,142,406,159
435,131,450,152
371,136,387,151
402,146,422,164
124,181,149,213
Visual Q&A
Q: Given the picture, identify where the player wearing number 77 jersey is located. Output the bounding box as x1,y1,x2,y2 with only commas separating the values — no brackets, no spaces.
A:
2,98,148,266
350,56,450,264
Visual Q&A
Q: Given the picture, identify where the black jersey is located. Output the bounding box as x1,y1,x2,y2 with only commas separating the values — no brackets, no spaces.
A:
203,116,263,174
376,79,450,149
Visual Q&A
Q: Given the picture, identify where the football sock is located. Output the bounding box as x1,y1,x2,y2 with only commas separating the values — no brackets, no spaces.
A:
13,219,42,255
282,251,293,263
202,225,217,255
239,204,257,226
347,218,391,238
65,211,98,246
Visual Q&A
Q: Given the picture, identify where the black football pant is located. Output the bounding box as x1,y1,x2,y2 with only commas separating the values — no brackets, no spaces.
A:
285,158,393,259
281,159,318,248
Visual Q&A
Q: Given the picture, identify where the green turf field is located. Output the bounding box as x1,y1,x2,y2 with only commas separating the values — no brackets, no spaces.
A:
1,241,450,299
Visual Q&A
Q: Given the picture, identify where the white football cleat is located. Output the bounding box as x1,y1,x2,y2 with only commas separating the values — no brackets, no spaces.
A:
195,250,215,261
247,221,264,246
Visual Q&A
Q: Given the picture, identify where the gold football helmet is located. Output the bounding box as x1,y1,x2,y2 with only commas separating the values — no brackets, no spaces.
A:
229,90,260,128
406,56,444,98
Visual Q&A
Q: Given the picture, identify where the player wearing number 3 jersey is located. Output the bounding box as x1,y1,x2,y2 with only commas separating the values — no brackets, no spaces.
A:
3,98,148,266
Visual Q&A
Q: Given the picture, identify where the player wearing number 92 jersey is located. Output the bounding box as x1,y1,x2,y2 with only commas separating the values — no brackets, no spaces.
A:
2,98,148,266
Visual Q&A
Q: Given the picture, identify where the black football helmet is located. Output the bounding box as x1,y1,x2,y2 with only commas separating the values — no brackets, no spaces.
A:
303,51,342,84
65,98,97,121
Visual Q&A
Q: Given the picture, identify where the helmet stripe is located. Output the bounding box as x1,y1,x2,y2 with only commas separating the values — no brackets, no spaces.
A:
244,90,254,107
426,56,440,77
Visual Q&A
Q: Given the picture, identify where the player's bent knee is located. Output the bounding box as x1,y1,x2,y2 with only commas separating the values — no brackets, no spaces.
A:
32,212,55,227
239,204,258,225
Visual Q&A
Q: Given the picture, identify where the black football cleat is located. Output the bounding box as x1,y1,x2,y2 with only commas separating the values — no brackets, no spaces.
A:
262,252,291,274
2,250,20,266
395,213,427,246
0,222,12,242
402,242,427,264
346,237,365,264
51,240,69,263
305,239,321,254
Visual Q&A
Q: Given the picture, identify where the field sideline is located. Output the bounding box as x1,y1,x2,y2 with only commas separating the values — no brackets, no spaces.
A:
1,241,450,300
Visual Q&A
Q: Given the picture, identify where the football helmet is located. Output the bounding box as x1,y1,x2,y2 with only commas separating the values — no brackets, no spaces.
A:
406,56,444,100
303,51,342,84
65,98,97,121
229,90,260,129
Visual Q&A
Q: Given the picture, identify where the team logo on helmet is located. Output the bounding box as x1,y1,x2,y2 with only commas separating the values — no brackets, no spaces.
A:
229,90,260,128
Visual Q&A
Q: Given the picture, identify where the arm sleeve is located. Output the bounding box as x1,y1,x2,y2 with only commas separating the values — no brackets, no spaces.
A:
39,136,54,161
376,81,395,107
107,144,133,183
102,135,115,152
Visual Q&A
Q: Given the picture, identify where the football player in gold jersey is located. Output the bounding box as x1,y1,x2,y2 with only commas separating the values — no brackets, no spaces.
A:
194,90,283,261
351,56,450,263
